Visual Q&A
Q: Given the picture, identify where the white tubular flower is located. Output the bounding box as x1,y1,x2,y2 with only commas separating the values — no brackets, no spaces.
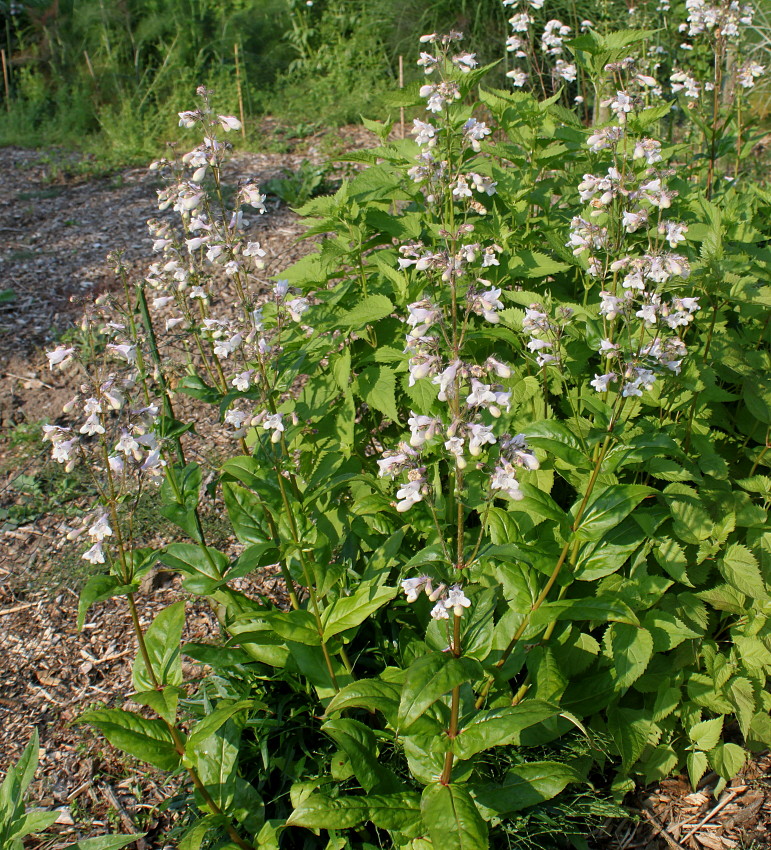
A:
82,542,106,564
444,436,467,469
88,513,113,542
402,575,429,602
468,423,496,457
453,176,473,198
231,370,254,392
486,355,511,378
555,60,577,82
503,433,540,470
506,68,528,87
263,413,285,444
395,473,425,513
406,300,440,337
632,138,662,164
377,443,418,478
430,600,450,620
408,412,443,448
452,52,478,72
491,460,522,499
509,12,533,32
287,297,310,322
433,360,461,402
108,455,124,474
107,344,137,363
178,110,199,129
417,51,438,74
599,338,619,356
470,287,504,323
240,184,267,212
469,173,497,196
660,221,688,248
738,62,764,88
445,585,472,617
46,346,75,370
466,379,497,409
413,118,438,147
218,114,242,132
590,372,616,392
463,118,490,152
51,438,78,467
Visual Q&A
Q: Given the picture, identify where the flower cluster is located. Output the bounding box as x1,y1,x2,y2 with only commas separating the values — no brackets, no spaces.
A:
400,576,472,621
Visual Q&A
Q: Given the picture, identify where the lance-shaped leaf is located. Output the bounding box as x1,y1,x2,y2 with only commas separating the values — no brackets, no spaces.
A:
322,718,404,793
60,836,147,850
263,609,321,646
574,485,655,542
132,600,186,692
522,420,591,469
324,678,401,725
77,709,180,771
77,575,137,630
473,760,581,814
529,597,639,629
453,700,560,759
321,583,397,640
421,783,488,850
398,653,483,730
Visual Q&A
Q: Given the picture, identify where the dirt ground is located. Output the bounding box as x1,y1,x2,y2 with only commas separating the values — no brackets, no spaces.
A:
0,134,769,850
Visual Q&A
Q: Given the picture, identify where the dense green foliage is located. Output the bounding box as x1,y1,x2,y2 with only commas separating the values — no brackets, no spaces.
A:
28,2,771,849
0,0,724,156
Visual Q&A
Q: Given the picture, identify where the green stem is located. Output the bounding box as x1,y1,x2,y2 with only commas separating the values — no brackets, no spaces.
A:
440,614,462,785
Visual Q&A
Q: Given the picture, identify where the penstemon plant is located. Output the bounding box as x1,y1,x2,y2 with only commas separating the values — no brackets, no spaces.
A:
45,12,771,850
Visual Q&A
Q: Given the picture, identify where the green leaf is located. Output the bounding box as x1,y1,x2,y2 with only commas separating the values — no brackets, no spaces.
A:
195,719,241,812
132,601,185,692
321,583,398,640
161,543,227,581
665,484,713,544
687,751,709,789
654,539,692,587
575,486,654,542
78,575,136,631
689,717,723,752
264,610,321,645
77,709,180,770
718,543,768,600
523,421,590,469
186,700,253,752
132,686,180,725
529,597,639,629
341,294,394,328
473,761,580,814
222,482,270,545
606,706,652,770
453,701,560,759
606,624,653,688
398,653,483,730
421,784,488,850
286,794,369,830
60,836,146,850
324,679,401,724
322,718,403,793
709,743,746,780
355,365,400,422
7,810,59,840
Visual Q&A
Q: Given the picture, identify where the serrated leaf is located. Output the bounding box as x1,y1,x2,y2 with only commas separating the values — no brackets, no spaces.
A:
709,742,746,779
689,717,723,752
718,543,768,600
607,706,652,769
687,751,709,789
355,365,400,422
607,624,653,688
341,294,394,328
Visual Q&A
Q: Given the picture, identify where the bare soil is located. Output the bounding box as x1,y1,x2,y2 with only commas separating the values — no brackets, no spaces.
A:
0,134,768,850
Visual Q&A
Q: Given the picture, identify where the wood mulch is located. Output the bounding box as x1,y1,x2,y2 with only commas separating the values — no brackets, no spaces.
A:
0,127,768,849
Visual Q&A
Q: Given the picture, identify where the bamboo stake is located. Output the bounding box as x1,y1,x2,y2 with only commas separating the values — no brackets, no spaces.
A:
399,54,405,138
1,49,9,112
83,50,96,80
234,42,246,141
